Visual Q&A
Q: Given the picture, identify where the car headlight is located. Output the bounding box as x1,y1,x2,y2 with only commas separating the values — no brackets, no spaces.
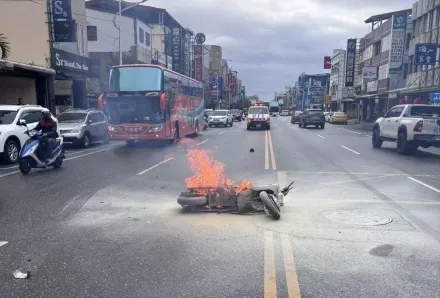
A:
221,117,226,120
71,128,81,133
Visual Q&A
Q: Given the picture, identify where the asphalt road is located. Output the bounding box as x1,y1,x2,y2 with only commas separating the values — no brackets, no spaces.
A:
1,116,440,298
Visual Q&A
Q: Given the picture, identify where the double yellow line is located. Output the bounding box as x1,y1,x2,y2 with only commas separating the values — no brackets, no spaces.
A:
265,130,276,170
264,231,301,298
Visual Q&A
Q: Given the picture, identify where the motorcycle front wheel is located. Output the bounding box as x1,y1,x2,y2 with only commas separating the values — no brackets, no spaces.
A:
19,157,32,174
52,157,63,168
259,191,281,220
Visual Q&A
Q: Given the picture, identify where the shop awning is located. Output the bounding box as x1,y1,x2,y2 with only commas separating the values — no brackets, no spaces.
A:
0,59,55,75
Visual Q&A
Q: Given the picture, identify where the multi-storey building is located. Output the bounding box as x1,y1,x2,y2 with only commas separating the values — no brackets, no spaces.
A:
330,49,346,111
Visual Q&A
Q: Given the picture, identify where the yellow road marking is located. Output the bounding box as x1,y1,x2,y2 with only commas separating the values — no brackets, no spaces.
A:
265,130,270,170
281,234,301,298
268,130,277,170
264,231,277,298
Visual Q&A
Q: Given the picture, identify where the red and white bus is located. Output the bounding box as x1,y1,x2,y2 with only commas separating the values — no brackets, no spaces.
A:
98,64,204,145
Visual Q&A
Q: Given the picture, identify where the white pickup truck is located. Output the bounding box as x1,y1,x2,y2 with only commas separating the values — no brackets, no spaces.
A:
372,104,440,154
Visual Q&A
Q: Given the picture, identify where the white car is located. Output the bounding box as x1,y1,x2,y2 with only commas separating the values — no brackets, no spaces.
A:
0,105,60,164
208,110,233,127
247,105,270,130
280,110,289,116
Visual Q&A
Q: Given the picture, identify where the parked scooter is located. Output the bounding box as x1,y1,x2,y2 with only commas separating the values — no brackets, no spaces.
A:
18,119,65,174
203,115,209,130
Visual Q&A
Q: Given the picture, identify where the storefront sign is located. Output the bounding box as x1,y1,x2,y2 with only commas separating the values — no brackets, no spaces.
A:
345,39,356,87
414,43,437,65
194,45,203,82
52,48,89,73
171,27,182,73
362,67,377,79
366,80,377,92
51,0,75,42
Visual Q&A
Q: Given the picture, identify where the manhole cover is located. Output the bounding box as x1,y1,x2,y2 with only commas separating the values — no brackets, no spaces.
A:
324,210,393,226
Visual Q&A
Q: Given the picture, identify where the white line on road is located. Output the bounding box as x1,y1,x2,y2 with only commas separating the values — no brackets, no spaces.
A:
197,139,209,145
338,128,362,135
137,157,174,175
0,144,124,179
364,134,371,137
316,134,324,139
64,144,125,161
0,165,18,170
340,145,360,155
0,241,7,247
218,130,226,135
304,128,309,131
408,177,440,193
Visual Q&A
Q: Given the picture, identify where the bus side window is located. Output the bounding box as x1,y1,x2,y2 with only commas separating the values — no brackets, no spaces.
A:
168,72,178,113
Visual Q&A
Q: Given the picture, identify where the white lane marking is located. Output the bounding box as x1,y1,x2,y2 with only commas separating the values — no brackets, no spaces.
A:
64,144,125,161
338,128,362,135
364,134,371,137
408,177,440,193
340,145,360,155
137,157,174,175
0,144,124,179
316,134,324,139
0,144,122,171
0,165,18,170
304,128,309,131
197,139,209,145
218,130,226,135
0,241,7,247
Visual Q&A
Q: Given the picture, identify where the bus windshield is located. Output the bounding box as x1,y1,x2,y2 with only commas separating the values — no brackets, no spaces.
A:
109,66,162,92
106,96,165,125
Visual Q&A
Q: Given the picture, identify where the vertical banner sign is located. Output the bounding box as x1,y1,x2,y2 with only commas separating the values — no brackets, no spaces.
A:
345,39,356,87
389,13,408,90
51,0,75,42
193,45,203,82
172,27,182,73
323,56,331,69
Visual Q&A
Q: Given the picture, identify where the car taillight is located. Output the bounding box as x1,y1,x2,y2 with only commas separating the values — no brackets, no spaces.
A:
414,120,423,132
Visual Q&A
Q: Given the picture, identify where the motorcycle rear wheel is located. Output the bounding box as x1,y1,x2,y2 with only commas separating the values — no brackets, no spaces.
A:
52,157,63,168
259,191,281,220
19,157,32,175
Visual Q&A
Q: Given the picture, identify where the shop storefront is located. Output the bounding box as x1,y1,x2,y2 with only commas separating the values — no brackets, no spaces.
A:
0,60,55,110
51,48,99,115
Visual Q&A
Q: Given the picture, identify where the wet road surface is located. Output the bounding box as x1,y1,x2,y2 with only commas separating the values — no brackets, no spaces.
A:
0,116,439,297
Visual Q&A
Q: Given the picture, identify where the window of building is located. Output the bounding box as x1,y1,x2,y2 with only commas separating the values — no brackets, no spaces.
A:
374,41,381,56
139,28,145,44
428,11,433,31
436,7,440,28
145,32,151,46
423,14,428,33
378,64,389,80
87,26,97,41
77,24,85,54
381,34,391,52
405,33,411,49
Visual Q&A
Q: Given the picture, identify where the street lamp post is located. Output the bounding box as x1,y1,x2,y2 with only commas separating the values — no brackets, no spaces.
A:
113,0,148,65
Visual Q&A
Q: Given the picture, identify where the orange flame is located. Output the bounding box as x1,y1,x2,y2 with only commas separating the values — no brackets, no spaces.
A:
236,179,252,194
183,141,252,195
185,148,232,194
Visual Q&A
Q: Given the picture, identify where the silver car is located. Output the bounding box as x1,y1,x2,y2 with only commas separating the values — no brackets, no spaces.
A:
57,109,109,148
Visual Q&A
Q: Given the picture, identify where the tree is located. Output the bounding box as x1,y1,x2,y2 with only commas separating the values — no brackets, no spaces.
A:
0,33,11,59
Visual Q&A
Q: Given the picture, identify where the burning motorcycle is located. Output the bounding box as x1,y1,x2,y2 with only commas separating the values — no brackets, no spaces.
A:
177,181,294,220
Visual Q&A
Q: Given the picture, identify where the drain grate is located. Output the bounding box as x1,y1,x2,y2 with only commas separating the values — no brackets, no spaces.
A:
324,210,393,226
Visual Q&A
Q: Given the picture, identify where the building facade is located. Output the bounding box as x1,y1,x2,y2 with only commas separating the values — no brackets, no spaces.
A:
403,0,440,105
85,8,152,96
357,9,412,121
330,49,346,111
0,0,55,108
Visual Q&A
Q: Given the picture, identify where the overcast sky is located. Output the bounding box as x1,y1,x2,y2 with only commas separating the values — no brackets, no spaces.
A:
142,0,414,101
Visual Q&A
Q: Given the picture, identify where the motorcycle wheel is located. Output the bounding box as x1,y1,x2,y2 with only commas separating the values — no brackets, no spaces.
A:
19,157,32,175
52,157,63,168
259,191,281,220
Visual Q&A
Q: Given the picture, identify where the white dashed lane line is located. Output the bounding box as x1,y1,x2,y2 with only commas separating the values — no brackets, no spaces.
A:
316,134,324,139
0,241,7,247
408,177,440,193
340,145,360,155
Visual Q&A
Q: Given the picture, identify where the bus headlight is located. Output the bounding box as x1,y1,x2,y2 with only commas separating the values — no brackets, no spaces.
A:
147,124,163,133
